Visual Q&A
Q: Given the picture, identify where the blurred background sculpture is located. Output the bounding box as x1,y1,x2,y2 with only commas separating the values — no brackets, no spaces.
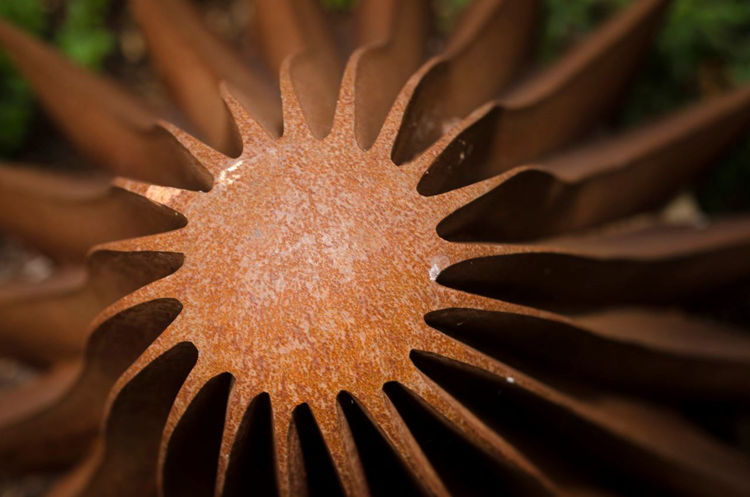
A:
1,0,750,496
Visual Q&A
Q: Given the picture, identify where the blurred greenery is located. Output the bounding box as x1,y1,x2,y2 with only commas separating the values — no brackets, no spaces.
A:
1,0,749,211
324,0,750,213
0,1,46,155
538,0,750,213
541,0,750,120
0,0,114,156
320,0,353,10
56,0,116,70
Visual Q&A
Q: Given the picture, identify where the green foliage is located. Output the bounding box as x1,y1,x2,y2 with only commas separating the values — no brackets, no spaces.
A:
0,0,114,156
624,0,750,123
56,0,115,70
320,0,354,10
2,0,749,213
542,0,750,115
541,0,750,214
543,0,750,83
0,1,46,34
541,0,630,61
664,1,750,83
0,0,45,155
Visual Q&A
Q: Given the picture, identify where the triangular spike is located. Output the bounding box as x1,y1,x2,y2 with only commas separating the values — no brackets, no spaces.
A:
253,0,343,139
89,229,186,256
385,379,557,497
411,350,750,496
436,217,750,311
161,371,234,497
336,391,434,497
550,216,750,258
155,356,212,489
0,361,90,474
158,360,225,492
310,400,369,497
577,308,750,363
157,120,229,179
429,280,540,316
0,300,184,474
369,60,435,159
0,18,213,190
85,249,184,298
425,168,516,228
219,391,278,497
275,403,293,497
351,0,430,150
220,83,280,147
392,0,540,164
79,270,183,356
129,0,281,151
576,308,750,398
68,342,199,497
0,361,80,432
343,389,452,497
252,0,342,78
0,248,181,367
329,48,360,142
5,3,748,495
0,267,89,365
545,86,750,183
438,86,750,242
499,0,670,149
404,99,498,194
279,54,318,139
391,98,497,192
0,163,187,262
420,0,670,194
286,402,345,497
427,305,750,401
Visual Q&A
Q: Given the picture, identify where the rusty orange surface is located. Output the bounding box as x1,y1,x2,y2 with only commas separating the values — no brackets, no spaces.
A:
1,1,750,496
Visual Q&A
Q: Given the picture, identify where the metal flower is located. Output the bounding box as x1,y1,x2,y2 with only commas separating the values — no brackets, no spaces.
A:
1,0,750,496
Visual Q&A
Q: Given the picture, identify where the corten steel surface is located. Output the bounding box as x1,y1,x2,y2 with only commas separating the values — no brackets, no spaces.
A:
1,0,750,496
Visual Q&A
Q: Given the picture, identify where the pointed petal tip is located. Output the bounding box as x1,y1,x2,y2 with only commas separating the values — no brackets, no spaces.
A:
219,81,281,142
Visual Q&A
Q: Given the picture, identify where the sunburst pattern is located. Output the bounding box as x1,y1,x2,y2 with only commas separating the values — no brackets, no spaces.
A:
1,0,750,496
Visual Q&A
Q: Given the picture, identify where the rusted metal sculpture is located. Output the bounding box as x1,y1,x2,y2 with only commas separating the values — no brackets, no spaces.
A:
1,0,750,495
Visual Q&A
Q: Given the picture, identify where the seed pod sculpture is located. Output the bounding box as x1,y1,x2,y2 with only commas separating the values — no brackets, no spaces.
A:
1,0,750,496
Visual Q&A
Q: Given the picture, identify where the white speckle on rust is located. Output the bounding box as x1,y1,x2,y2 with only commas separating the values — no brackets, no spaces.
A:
217,159,245,187
134,91,502,422
146,185,180,205
429,255,451,281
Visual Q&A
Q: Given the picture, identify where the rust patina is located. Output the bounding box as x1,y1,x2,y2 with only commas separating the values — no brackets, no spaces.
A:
1,0,750,496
